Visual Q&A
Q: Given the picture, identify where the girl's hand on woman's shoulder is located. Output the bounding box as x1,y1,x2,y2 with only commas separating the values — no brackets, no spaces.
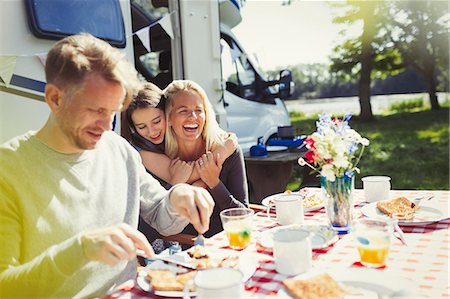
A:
169,158,194,185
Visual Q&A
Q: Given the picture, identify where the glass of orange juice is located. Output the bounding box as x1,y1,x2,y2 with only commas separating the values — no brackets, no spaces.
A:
352,218,393,268
220,208,254,249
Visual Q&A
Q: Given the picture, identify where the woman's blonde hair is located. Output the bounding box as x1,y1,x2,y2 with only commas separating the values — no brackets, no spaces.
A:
163,80,225,158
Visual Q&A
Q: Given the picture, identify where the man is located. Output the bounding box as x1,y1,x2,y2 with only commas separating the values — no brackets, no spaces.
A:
0,33,214,298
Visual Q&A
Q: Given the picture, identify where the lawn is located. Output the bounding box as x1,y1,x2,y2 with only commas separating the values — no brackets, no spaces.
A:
287,102,449,191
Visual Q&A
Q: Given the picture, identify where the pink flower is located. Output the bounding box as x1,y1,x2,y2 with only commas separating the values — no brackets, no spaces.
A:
305,136,316,150
304,150,316,163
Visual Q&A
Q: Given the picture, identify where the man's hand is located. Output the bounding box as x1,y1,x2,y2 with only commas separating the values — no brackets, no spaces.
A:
79,223,154,266
169,184,214,234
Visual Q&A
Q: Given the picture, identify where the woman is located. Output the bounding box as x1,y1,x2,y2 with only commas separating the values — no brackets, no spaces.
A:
126,82,236,188
164,80,249,237
126,82,242,247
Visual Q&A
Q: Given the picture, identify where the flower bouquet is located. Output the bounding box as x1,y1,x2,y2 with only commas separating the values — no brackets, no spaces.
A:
298,113,369,233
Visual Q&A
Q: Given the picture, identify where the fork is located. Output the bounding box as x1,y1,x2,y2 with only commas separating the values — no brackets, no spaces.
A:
411,196,434,208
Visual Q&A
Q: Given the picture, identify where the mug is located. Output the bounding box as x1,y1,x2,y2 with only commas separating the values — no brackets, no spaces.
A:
361,176,391,202
267,194,304,225
273,228,312,276
183,268,244,299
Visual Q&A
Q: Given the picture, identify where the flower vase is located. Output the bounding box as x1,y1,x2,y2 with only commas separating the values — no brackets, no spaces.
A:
321,175,354,234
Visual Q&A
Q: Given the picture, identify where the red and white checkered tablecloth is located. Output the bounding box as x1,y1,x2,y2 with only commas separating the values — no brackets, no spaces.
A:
106,189,450,298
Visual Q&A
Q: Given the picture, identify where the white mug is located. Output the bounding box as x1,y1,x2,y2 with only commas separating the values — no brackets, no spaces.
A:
361,176,391,202
273,228,312,276
267,194,304,225
183,268,244,299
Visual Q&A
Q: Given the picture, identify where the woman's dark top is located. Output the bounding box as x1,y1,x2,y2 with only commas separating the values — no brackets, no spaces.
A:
182,146,249,238
139,145,249,240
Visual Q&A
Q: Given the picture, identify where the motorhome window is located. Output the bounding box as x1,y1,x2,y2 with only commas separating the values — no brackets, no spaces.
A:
131,0,172,86
220,37,257,101
25,0,125,47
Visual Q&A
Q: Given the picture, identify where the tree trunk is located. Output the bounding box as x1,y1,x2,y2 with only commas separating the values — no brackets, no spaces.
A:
358,14,375,122
424,69,440,110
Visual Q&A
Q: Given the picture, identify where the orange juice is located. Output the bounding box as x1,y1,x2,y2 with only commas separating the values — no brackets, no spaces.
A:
224,221,251,249
356,234,390,267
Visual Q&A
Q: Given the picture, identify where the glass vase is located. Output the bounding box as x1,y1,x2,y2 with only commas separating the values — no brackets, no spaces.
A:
320,175,354,234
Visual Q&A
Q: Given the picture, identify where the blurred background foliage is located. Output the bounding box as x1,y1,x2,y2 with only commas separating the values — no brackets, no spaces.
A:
286,96,449,191
267,0,449,121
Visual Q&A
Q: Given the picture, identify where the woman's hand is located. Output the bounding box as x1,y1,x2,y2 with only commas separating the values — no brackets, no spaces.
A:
195,152,221,189
169,158,194,185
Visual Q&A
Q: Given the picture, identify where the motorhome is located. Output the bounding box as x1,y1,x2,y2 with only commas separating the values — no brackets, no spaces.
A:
0,0,293,152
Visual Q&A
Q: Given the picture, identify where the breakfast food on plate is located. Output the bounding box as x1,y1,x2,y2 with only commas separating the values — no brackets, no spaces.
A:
283,273,345,299
376,197,419,220
302,193,324,209
186,245,239,269
267,190,324,209
187,245,209,259
147,269,197,291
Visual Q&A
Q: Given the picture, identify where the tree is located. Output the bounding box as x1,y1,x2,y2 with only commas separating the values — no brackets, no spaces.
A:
385,0,449,110
330,1,404,121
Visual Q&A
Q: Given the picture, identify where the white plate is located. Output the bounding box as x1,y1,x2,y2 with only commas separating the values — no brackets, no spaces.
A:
261,192,325,212
136,249,257,297
277,268,418,298
258,224,338,250
136,260,196,297
266,145,288,152
360,202,447,226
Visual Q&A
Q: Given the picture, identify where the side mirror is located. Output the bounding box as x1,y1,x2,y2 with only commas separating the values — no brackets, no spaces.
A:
278,69,294,99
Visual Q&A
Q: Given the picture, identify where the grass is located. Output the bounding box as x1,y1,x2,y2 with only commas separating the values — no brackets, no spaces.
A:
287,100,449,191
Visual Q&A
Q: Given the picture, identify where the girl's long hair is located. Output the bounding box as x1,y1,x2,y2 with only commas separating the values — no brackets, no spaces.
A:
126,82,166,152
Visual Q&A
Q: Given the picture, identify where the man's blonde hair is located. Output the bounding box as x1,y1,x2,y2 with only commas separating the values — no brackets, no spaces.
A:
45,33,141,108
163,80,225,159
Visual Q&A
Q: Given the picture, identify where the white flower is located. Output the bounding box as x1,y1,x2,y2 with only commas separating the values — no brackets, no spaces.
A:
298,157,306,166
321,164,336,181
361,138,370,146
333,154,349,169
316,143,331,160
333,139,347,155
298,113,369,180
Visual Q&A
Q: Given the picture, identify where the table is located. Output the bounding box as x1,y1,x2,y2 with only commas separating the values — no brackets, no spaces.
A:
106,189,450,298
244,150,315,203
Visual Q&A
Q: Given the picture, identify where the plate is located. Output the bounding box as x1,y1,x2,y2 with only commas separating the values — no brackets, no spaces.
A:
277,268,418,298
258,224,338,249
261,192,325,212
136,249,257,297
136,260,196,297
360,202,448,226
266,145,288,152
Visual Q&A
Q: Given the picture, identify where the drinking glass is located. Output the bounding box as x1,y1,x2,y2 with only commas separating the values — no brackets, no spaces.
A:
220,208,254,249
352,218,393,268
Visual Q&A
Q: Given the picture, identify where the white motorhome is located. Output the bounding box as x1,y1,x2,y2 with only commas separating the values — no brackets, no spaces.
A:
0,0,293,152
